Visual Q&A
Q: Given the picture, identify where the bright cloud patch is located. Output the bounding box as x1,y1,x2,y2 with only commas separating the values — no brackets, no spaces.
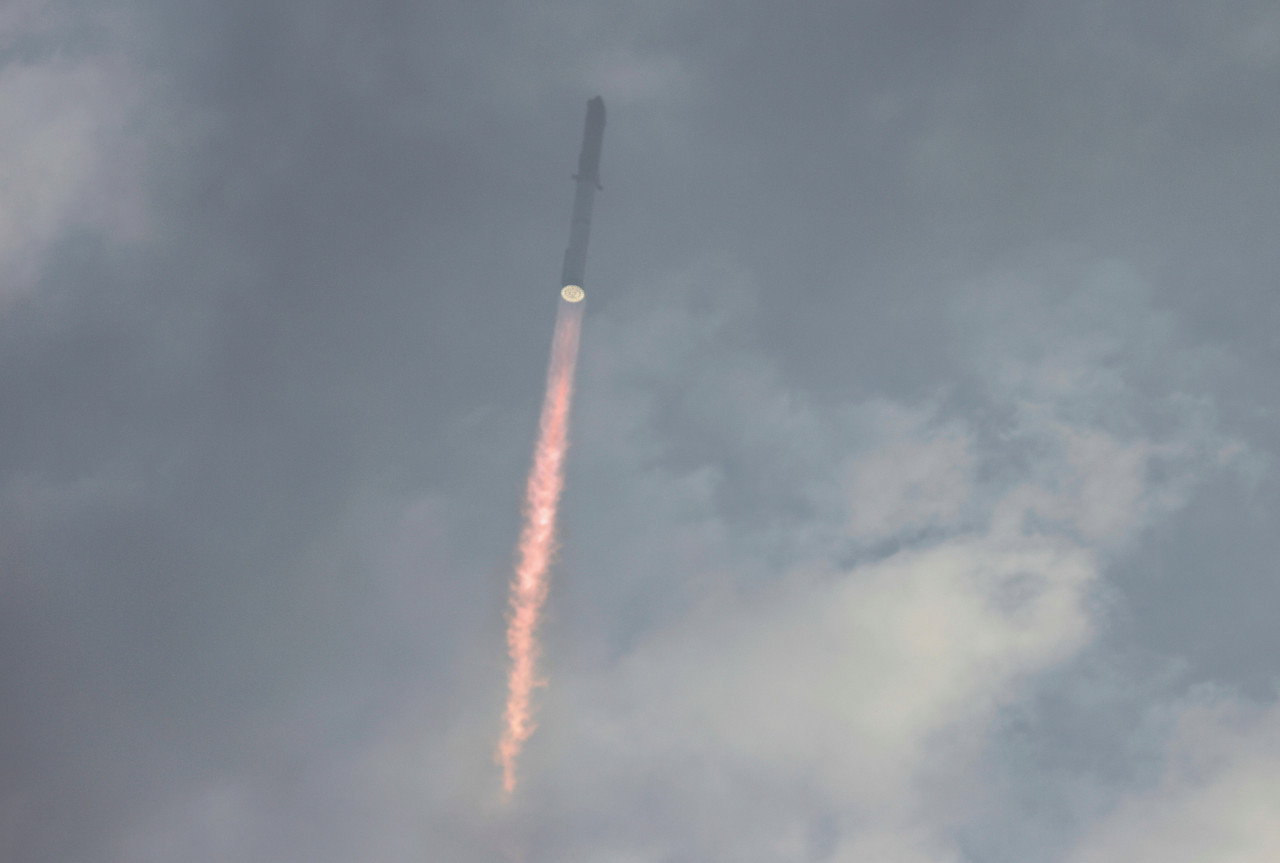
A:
845,404,974,542
98,257,1261,861
500,259,1247,860
1069,690,1280,863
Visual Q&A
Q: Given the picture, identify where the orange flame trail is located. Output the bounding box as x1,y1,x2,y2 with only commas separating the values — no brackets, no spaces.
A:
497,300,583,796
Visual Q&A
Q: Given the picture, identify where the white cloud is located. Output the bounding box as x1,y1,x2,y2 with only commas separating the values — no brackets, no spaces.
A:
1068,688,1280,863
585,532,1095,806
844,402,974,542
988,415,1152,546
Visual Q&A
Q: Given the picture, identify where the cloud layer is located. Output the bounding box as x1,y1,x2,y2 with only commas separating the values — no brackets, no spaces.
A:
3,2,1279,861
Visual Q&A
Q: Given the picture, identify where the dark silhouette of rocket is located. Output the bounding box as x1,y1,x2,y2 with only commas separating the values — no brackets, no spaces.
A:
560,96,605,300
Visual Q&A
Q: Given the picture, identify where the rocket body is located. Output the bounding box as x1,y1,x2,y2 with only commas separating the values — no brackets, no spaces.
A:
560,96,605,299
497,98,604,795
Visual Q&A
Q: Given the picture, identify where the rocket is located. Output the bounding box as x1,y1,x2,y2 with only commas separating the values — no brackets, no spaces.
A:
559,96,605,303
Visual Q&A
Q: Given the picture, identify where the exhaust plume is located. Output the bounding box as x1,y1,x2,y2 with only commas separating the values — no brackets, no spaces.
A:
497,300,584,795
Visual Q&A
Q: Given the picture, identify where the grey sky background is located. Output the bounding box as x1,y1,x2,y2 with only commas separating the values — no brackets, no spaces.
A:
3,1,1279,860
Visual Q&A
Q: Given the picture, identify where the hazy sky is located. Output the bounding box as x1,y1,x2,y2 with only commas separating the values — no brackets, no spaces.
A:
3,1,1279,860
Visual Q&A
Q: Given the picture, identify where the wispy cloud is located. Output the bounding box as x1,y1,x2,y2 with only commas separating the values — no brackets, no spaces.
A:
0,6,154,302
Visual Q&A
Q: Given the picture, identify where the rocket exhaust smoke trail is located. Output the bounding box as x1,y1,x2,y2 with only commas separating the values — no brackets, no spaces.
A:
497,300,582,795
497,97,604,796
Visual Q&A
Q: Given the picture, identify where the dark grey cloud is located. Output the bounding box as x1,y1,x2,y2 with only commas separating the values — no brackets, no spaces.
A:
2,1,1279,860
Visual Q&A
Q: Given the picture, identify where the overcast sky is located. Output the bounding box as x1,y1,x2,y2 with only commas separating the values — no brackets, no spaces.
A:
3,1,1280,860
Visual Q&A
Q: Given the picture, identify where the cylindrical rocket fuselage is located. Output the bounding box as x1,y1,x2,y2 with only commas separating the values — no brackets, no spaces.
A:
561,97,605,293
